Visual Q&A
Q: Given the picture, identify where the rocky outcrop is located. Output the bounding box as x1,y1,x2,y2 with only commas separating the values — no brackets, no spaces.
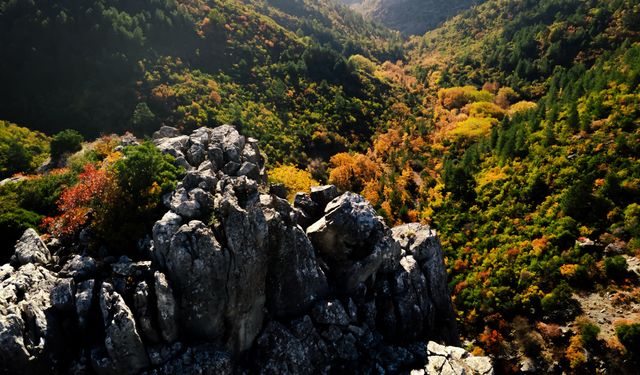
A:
12,228,51,266
412,341,494,375
0,125,490,375
0,263,60,374
392,223,458,344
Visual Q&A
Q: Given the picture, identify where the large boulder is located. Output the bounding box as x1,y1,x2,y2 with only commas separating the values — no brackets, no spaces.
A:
261,194,328,317
152,126,181,140
59,254,98,280
12,228,51,266
165,220,229,342
154,271,178,343
307,192,400,293
415,341,494,375
93,282,149,374
375,255,432,341
151,211,183,269
215,176,268,353
392,223,458,344
0,264,63,374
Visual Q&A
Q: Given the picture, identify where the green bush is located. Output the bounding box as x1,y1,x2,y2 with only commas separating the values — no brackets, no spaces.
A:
96,142,183,249
616,323,640,355
0,191,43,262
50,129,83,160
541,282,574,314
604,256,628,279
0,121,50,178
578,321,600,346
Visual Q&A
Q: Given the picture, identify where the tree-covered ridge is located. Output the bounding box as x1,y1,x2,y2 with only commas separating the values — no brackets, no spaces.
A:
410,0,640,96
0,0,401,142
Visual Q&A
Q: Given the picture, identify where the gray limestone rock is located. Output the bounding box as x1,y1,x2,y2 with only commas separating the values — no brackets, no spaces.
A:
152,126,180,140
154,271,178,343
60,255,98,280
392,223,458,344
307,192,394,293
310,185,339,209
165,220,229,341
75,279,95,331
154,135,189,160
13,228,51,266
151,211,182,269
51,277,76,312
423,341,494,375
216,176,268,354
95,282,149,374
133,281,160,343
0,264,59,373
262,194,328,317
237,161,260,180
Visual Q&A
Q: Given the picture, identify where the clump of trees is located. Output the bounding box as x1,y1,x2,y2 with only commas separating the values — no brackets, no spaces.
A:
50,130,83,161
0,121,49,178
43,141,182,252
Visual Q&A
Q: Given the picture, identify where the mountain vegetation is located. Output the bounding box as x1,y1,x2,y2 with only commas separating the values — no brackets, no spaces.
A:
347,0,485,35
1,0,639,372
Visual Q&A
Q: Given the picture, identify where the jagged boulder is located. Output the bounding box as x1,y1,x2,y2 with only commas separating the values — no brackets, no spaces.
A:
93,282,149,375
310,185,339,209
151,211,183,269
75,279,95,332
59,254,98,280
164,220,229,341
375,255,432,341
261,194,328,317
154,271,178,343
12,228,51,266
152,126,181,140
0,263,60,374
412,341,494,375
215,176,269,353
392,223,458,344
133,280,160,343
307,192,400,293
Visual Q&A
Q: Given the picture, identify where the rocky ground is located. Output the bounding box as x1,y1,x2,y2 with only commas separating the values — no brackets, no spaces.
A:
0,125,493,374
573,254,640,342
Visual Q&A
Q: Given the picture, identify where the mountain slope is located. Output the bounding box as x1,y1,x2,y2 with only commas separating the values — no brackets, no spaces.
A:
409,0,640,95
0,0,403,163
347,0,484,35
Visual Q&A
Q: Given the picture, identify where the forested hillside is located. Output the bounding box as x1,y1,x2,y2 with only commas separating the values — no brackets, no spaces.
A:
347,0,484,35
0,0,402,161
327,0,640,371
1,0,639,373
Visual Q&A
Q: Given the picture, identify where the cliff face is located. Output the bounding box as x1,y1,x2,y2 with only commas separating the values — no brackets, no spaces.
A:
349,0,484,35
0,125,491,374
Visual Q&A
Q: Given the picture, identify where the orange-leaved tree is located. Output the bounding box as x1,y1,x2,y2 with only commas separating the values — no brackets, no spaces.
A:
42,163,118,238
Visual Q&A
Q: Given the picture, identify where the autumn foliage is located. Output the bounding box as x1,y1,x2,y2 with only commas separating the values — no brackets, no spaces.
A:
42,164,117,238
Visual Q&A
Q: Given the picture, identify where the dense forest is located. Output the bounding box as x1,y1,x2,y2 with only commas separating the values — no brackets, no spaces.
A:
1,0,639,373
